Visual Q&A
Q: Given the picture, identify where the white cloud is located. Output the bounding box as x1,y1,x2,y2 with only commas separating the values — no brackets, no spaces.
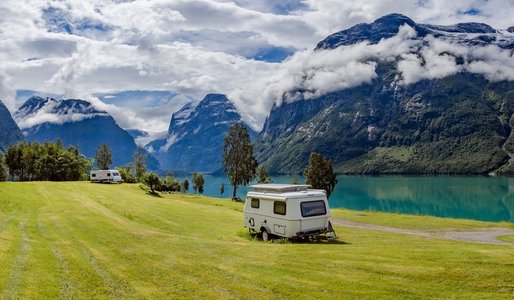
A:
1,0,513,133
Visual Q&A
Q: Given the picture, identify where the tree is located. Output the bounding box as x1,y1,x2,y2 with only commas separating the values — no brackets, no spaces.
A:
291,177,300,185
223,123,258,199
118,164,136,183
4,142,90,182
192,172,205,194
95,144,112,170
304,152,338,199
162,172,181,192
220,183,225,198
182,179,189,193
256,165,272,184
143,172,161,194
133,147,147,182
0,154,7,181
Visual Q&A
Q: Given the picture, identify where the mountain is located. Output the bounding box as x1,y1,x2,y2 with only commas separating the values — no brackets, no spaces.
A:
15,96,159,169
0,100,23,152
255,14,514,175
147,94,257,172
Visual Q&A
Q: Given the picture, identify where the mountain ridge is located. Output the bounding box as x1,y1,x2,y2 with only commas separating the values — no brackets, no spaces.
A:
255,14,514,175
15,96,160,170
147,93,257,172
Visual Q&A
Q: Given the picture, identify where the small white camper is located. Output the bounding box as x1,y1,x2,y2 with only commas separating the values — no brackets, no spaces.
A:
243,184,336,241
90,170,123,183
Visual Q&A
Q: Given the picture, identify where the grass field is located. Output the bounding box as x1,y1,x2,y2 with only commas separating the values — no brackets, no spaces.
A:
0,182,513,299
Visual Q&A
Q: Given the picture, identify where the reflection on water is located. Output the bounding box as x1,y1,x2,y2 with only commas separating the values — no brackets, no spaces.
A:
181,175,514,222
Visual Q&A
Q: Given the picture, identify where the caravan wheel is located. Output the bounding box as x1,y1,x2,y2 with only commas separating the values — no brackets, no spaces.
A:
261,230,270,242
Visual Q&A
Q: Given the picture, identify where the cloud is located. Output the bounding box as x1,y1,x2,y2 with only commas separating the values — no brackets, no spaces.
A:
15,98,109,129
1,0,514,132
241,24,514,126
0,72,16,110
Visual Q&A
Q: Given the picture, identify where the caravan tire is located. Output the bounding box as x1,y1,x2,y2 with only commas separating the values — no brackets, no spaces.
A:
261,230,271,242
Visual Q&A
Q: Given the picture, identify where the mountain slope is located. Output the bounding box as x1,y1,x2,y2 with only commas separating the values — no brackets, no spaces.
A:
147,94,257,172
15,96,159,169
0,100,23,152
255,14,514,174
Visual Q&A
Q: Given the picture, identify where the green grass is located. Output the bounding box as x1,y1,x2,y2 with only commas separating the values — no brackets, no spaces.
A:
498,235,514,243
331,209,514,232
0,182,513,299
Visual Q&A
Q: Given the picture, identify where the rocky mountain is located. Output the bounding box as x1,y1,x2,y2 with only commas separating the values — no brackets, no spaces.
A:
147,94,257,172
15,96,159,169
0,100,23,152
255,14,514,174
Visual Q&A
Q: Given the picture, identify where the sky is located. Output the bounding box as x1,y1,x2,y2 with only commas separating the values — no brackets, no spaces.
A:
1,0,513,133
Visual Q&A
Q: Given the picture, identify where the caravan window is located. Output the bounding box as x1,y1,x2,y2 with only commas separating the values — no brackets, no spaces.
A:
91,174,96,178
273,201,286,215
113,172,120,176
251,198,260,209
107,173,111,176
301,201,326,217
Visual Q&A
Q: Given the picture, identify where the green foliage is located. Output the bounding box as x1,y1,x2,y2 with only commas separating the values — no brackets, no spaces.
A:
95,144,112,170
160,173,181,192
143,172,161,194
133,147,147,182
4,142,91,181
256,165,272,183
291,177,300,185
192,172,205,194
0,154,7,181
117,164,137,183
182,179,189,193
223,123,258,199
304,152,338,199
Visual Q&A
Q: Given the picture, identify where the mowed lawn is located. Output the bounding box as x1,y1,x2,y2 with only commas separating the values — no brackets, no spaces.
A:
0,182,513,299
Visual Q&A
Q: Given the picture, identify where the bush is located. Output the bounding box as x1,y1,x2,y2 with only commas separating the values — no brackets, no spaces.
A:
143,172,161,194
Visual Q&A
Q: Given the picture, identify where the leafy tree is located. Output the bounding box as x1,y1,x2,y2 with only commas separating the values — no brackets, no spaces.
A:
4,142,90,181
220,183,225,198
182,179,189,193
223,123,258,199
304,152,338,199
117,165,136,183
291,177,300,185
192,172,205,194
143,172,161,194
133,147,147,182
95,144,112,170
256,165,272,183
161,173,181,192
0,154,7,181
5,145,23,180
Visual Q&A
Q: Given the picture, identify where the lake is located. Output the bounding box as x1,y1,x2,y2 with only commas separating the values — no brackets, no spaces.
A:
182,175,514,222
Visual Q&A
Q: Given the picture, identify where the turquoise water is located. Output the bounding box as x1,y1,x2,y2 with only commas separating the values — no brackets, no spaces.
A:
182,175,514,222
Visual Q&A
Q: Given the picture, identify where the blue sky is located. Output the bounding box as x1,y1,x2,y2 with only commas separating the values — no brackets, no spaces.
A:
0,0,513,132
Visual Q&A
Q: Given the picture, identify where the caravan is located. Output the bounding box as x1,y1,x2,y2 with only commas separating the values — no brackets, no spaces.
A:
90,170,123,183
243,184,336,241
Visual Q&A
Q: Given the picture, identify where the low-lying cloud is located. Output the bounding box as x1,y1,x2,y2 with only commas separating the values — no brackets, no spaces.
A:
244,24,514,122
15,99,109,129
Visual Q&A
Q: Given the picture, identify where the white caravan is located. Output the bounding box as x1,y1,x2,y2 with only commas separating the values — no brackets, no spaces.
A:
90,170,123,183
243,184,336,241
